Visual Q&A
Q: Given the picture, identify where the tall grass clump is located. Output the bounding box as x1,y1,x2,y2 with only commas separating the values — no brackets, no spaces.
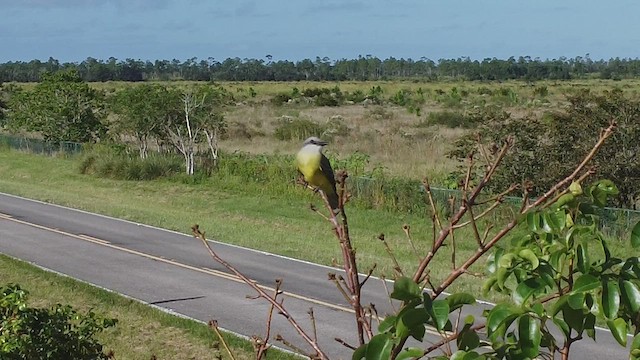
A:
79,145,182,180
273,117,325,141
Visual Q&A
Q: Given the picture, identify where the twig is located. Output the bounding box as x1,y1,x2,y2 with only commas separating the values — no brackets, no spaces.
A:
209,320,236,360
334,337,357,350
192,225,329,359
423,178,443,230
402,224,421,261
308,308,318,343
378,233,403,276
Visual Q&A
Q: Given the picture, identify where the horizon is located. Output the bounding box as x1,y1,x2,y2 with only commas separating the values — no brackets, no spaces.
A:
2,54,638,65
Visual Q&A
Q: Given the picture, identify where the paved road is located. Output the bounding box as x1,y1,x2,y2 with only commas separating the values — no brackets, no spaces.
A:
0,192,632,359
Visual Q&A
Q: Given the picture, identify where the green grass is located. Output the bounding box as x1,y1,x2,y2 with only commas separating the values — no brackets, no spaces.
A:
0,149,489,295
0,254,294,360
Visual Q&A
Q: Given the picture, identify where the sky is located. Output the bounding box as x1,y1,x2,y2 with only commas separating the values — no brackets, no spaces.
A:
1,0,639,63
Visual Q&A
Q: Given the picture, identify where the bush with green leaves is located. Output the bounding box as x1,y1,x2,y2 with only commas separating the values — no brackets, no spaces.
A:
5,70,107,143
0,284,117,359
450,89,640,208
351,139,640,359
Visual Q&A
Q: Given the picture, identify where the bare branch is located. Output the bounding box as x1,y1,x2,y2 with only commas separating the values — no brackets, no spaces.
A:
192,225,328,359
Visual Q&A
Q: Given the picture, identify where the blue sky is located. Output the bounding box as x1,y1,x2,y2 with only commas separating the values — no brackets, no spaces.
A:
1,0,638,63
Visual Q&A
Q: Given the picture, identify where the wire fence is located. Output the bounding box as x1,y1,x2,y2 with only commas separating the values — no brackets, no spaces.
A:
0,134,83,155
349,176,640,240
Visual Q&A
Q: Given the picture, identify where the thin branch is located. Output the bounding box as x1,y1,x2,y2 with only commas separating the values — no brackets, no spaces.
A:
209,320,237,360
423,178,443,230
192,226,328,359
402,224,421,261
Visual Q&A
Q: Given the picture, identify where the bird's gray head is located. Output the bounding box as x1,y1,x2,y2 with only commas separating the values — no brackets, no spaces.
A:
302,136,328,147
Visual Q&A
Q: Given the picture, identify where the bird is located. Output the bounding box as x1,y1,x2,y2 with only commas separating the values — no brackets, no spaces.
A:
296,136,340,213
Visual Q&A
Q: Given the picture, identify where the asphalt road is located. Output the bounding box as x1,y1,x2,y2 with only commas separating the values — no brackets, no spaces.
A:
0,192,633,359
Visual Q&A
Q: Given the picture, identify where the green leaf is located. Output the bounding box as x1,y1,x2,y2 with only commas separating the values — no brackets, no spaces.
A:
630,334,640,360
487,304,521,336
496,267,511,290
446,293,476,312
498,253,516,268
553,317,571,338
621,280,640,313
399,308,429,341
569,181,583,196
631,221,640,249
543,209,567,232
572,274,601,294
576,243,590,273
551,294,569,316
584,313,596,341
602,280,620,320
518,249,539,270
606,318,627,347
391,277,422,302
555,193,575,207
378,315,396,333
457,324,481,351
513,278,544,305
562,305,585,332
526,212,542,233
590,180,619,207
451,351,483,360
482,276,497,296
396,347,424,360
518,314,542,359
351,343,369,360
431,300,450,331
363,333,394,360
567,292,585,310
352,343,367,360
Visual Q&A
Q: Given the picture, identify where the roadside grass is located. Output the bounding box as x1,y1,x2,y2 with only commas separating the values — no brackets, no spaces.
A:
0,149,494,296
0,254,294,360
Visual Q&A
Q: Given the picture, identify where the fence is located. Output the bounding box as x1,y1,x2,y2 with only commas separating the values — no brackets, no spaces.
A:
0,134,82,155
348,176,640,240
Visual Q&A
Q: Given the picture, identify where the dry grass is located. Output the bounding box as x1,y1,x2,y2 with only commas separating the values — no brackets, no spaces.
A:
222,103,464,179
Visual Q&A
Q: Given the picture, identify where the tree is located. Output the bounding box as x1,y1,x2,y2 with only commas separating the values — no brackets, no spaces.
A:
163,85,229,175
109,84,177,159
451,89,640,208
5,70,106,143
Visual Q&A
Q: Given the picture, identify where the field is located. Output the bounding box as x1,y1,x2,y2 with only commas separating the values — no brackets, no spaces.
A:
2,79,640,357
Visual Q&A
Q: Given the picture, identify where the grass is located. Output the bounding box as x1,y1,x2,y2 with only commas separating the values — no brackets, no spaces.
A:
0,254,294,360
0,149,491,295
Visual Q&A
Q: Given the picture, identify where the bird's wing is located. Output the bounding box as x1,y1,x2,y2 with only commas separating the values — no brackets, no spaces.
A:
320,154,337,191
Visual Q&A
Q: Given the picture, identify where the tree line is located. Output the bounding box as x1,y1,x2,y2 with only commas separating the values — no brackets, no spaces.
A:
2,55,640,83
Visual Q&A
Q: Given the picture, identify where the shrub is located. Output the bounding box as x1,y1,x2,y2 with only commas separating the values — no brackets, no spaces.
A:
273,116,324,141
533,85,549,97
0,283,117,360
419,111,471,128
79,147,183,180
270,93,293,105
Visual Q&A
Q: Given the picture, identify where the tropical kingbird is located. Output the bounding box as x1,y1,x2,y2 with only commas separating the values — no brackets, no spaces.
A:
296,137,340,212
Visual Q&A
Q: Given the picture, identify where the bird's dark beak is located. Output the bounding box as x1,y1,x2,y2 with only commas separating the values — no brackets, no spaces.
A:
317,140,328,146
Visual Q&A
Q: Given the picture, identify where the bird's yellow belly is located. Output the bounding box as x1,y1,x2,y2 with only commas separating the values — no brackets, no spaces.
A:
297,156,334,193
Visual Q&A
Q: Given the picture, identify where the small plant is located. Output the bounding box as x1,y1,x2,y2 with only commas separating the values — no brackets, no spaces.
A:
0,283,117,359
533,85,549,97
273,116,324,141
